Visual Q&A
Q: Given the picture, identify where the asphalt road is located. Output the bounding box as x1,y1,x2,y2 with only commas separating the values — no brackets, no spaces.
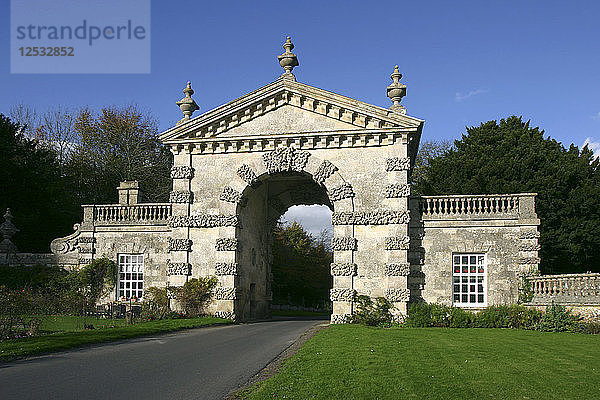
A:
0,319,323,400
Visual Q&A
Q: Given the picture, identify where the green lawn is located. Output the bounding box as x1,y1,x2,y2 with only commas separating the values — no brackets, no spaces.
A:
0,316,231,362
242,326,600,399
37,315,128,332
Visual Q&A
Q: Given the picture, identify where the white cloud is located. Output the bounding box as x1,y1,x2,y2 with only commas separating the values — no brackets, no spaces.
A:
280,205,332,237
455,89,488,102
583,137,600,159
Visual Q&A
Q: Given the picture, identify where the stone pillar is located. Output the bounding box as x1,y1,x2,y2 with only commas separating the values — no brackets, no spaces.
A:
0,208,19,254
117,181,140,205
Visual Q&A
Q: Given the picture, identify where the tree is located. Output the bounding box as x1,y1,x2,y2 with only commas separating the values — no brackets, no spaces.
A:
414,116,600,274
411,139,453,190
67,105,172,204
0,114,77,252
271,222,333,308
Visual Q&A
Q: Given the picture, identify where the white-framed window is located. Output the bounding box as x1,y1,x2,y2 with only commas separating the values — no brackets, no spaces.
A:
118,254,144,300
452,253,486,307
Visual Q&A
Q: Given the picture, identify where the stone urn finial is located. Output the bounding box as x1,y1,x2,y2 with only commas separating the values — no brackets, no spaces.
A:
176,81,200,124
277,36,299,80
0,208,19,253
387,65,407,114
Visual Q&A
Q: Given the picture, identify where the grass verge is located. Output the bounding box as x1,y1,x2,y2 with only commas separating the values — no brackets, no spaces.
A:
240,325,600,399
0,317,231,362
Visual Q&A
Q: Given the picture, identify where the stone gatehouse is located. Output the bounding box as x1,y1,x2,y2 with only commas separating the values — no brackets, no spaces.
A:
46,38,540,322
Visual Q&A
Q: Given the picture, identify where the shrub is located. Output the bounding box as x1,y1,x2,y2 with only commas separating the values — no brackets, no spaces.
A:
352,295,395,327
141,286,170,320
405,302,453,327
449,307,476,328
536,303,578,332
171,277,218,317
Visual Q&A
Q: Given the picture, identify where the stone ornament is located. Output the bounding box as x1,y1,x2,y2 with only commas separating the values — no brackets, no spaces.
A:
176,81,200,123
277,36,299,78
518,243,541,251
331,237,357,251
170,165,195,179
219,187,245,205
79,257,93,265
329,183,355,202
263,146,310,174
384,236,410,250
169,190,194,204
384,263,410,276
385,157,411,172
168,238,192,252
50,223,83,255
169,214,240,228
215,262,239,275
214,311,235,320
215,287,237,300
332,210,410,225
330,314,352,324
237,164,260,187
385,288,410,302
78,236,96,244
330,263,357,276
216,238,238,251
386,65,407,114
313,160,338,184
519,231,540,239
519,256,541,265
384,184,410,198
330,288,356,302
167,262,192,276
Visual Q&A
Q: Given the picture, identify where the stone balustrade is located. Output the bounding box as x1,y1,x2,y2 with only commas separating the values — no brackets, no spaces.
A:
527,273,600,305
83,203,172,225
419,193,536,220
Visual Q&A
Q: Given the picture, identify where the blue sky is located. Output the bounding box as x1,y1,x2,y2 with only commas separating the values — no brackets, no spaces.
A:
1,0,599,153
1,0,599,232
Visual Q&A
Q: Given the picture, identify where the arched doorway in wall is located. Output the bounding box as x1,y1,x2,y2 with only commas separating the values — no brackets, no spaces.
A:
272,204,333,315
234,172,333,321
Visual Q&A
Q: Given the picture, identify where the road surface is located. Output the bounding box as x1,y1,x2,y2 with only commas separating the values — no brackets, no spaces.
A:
0,319,323,400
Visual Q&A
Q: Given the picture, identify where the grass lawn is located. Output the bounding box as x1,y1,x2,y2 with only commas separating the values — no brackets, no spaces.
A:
37,315,128,332
0,316,231,362
242,325,600,399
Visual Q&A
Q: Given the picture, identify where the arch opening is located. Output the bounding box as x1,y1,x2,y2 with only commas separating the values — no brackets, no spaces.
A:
234,172,333,320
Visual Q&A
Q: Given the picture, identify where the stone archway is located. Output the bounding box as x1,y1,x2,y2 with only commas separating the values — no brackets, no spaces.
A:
160,40,422,323
216,148,358,321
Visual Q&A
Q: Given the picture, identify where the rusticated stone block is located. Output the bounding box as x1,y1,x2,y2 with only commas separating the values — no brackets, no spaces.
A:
330,288,356,302
215,262,238,275
329,183,355,201
168,238,192,252
167,262,191,276
331,237,357,251
330,263,357,276
384,263,410,276
384,236,410,250
384,184,410,198
170,165,194,179
215,287,237,300
313,160,338,183
385,157,411,171
332,210,410,225
215,238,238,251
385,288,409,302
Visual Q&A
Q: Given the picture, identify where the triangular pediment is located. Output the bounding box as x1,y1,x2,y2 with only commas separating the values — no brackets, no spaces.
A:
159,76,424,144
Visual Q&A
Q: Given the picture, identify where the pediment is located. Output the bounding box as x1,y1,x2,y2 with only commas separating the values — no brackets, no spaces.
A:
160,77,424,144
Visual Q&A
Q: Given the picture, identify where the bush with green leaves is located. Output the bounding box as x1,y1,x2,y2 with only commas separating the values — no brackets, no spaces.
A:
351,295,395,327
171,277,218,317
536,303,578,332
141,286,170,320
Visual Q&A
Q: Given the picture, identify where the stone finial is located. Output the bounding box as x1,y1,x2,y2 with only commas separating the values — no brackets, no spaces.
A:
277,36,299,80
176,81,200,124
0,208,19,253
386,65,407,114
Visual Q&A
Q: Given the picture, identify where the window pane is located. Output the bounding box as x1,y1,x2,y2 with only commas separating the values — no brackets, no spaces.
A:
478,284,483,293
462,294,468,302
454,256,460,264
462,256,468,264
470,256,476,264
462,284,468,292
470,294,476,303
454,285,460,293
462,265,468,273
454,294,460,302
478,294,484,303
453,277,460,283
470,285,475,292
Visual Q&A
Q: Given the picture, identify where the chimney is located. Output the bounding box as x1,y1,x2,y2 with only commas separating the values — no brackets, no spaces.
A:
117,181,140,205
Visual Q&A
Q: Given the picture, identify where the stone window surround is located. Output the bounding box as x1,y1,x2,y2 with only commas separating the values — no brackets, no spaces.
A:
452,253,487,308
118,253,144,301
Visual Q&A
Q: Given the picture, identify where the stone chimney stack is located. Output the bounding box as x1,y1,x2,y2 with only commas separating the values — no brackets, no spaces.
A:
117,181,140,205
